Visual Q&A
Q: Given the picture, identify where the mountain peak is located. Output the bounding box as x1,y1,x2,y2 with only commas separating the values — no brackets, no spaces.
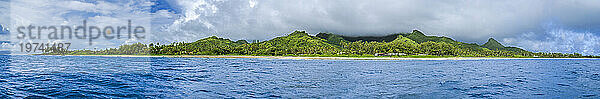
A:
235,40,249,44
411,30,425,36
289,31,309,36
482,38,505,49
487,38,497,42
196,36,229,42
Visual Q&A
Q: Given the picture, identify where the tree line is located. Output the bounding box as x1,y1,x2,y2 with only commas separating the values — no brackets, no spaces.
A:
43,31,592,58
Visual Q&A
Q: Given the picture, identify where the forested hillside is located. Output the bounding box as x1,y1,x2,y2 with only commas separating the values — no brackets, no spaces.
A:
43,30,589,58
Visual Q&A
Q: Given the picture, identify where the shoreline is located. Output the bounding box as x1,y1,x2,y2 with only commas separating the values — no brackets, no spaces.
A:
36,55,599,60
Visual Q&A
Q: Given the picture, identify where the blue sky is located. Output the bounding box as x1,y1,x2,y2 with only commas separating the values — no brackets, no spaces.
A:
1,0,600,55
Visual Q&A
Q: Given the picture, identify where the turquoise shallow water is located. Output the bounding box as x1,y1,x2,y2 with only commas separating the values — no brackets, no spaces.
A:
0,55,599,98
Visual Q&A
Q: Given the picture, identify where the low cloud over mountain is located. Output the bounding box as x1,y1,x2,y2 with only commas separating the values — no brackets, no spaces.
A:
2,0,599,55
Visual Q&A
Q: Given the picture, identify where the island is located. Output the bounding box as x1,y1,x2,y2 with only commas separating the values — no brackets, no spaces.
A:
41,30,599,58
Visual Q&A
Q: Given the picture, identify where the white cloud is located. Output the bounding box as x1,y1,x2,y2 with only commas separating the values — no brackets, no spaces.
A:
2,0,600,55
248,0,256,8
155,0,600,55
7,0,154,54
505,29,600,55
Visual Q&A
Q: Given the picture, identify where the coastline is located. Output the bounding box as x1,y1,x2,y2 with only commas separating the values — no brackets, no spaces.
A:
37,55,598,60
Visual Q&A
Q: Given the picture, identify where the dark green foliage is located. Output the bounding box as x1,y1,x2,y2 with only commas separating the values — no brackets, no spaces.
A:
502,47,527,52
384,35,419,54
482,38,505,49
316,33,349,45
235,40,249,44
245,31,341,55
338,34,401,42
152,36,242,55
419,41,457,55
44,30,589,58
482,38,527,52
405,30,458,44
44,43,150,55
411,30,426,36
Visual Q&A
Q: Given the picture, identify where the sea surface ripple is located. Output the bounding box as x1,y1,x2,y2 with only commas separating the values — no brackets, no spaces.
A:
0,55,599,98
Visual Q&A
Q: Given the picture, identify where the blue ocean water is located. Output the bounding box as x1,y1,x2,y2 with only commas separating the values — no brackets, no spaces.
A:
0,55,599,98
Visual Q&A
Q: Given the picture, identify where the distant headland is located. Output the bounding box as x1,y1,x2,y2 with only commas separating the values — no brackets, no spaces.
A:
41,30,598,58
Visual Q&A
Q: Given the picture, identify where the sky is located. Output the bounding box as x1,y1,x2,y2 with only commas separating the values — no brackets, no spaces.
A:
1,0,599,55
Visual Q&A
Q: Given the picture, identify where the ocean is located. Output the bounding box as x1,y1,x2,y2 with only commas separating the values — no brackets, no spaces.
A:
0,55,599,98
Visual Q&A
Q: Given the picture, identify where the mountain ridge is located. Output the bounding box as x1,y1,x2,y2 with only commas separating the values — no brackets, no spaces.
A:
316,30,523,53
482,38,504,49
46,30,589,58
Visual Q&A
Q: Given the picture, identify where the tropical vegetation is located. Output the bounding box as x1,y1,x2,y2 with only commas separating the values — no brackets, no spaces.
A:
43,30,595,58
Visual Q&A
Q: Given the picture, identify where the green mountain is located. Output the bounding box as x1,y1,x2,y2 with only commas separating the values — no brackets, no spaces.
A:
405,30,459,44
482,38,504,49
246,31,341,55
235,40,249,44
49,30,588,58
330,34,401,42
482,38,527,52
315,33,349,45
317,30,459,44
383,35,420,54
153,36,242,55
401,30,496,54
317,30,526,53
503,47,527,52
